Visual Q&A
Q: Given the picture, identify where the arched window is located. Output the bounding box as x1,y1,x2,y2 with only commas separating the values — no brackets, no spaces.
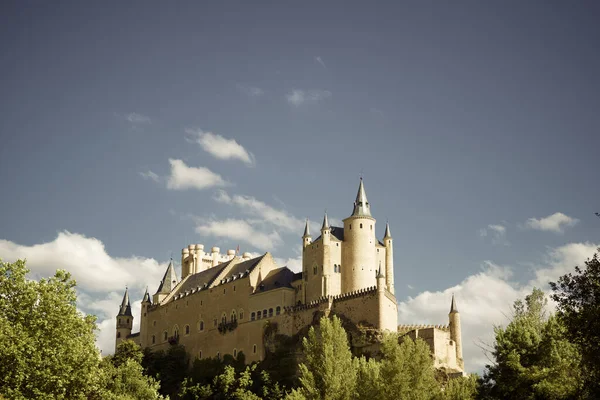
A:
262,309,267,318
200,321,204,331
221,313,227,324
153,320,157,327
253,344,257,354
349,224,352,230
268,308,273,317
163,331,168,341
231,310,237,322
117,332,121,338
276,306,281,315
198,350,203,359
239,309,244,320
152,335,155,344
185,325,190,335
360,223,363,229
251,312,256,321
313,266,317,275
257,311,262,320
233,348,237,357
217,352,220,359
173,325,179,338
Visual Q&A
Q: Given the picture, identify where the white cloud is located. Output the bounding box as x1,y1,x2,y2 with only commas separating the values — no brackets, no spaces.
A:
139,170,160,183
399,242,599,373
125,113,151,124
286,89,332,106
0,232,168,356
166,159,229,191
315,56,326,69
236,84,264,97
479,224,508,246
524,212,578,233
186,129,255,166
195,218,283,251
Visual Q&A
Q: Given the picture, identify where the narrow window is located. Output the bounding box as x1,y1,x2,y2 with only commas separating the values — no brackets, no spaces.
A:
257,311,262,320
239,310,244,320
223,288,226,294
200,321,204,331
163,331,168,341
152,335,155,344
253,345,257,354
251,312,256,321
370,225,372,230
276,306,281,315
360,223,363,229
262,309,267,318
118,318,121,325
349,224,351,230
234,286,236,292
213,319,217,327
233,349,237,357
221,313,227,324
217,352,220,359
268,308,273,317
199,351,202,359
153,320,156,327
117,332,121,338
185,325,190,335
231,310,237,322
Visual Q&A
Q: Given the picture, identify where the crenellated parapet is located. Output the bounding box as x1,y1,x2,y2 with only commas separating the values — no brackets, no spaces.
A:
332,286,377,301
397,324,450,333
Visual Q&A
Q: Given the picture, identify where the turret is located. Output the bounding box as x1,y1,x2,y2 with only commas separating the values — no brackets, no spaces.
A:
115,287,133,352
153,260,178,304
383,222,394,294
302,219,312,248
140,287,151,347
321,212,331,296
194,244,204,273
341,178,377,293
449,294,463,369
211,247,220,267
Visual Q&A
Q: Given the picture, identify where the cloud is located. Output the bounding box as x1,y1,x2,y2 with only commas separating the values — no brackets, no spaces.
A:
195,218,283,251
479,224,508,245
286,89,332,107
166,159,229,191
125,113,151,124
186,129,255,166
315,56,326,69
236,84,264,97
0,232,168,356
524,212,579,233
139,170,160,183
399,242,599,373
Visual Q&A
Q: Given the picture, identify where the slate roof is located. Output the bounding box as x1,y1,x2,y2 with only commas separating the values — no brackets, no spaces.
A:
155,260,178,294
314,226,344,242
217,254,266,285
118,288,132,317
254,267,296,294
173,259,234,296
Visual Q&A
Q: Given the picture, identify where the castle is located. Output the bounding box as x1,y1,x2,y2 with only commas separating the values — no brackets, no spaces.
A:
115,179,464,373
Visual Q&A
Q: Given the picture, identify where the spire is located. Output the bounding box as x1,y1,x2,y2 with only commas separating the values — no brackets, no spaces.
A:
450,294,458,313
351,178,371,217
384,222,392,239
155,260,178,294
118,287,133,316
303,218,311,237
142,287,151,304
321,212,330,230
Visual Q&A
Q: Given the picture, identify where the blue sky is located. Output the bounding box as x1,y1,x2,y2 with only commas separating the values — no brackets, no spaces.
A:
1,1,599,370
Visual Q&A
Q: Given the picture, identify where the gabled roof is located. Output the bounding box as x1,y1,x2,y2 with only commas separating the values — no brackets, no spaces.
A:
254,267,296,294
218,254,266,284
173,259,235,296
155,260,178,294
314,226,344,242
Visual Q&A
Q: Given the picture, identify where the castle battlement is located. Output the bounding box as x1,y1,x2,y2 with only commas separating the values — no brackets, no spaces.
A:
398,324,450,332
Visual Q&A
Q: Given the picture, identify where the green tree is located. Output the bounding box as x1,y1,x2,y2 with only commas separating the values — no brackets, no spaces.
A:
480,288,583,399
113,339,144,368
354,356,381,399
440,374,477,400
143,344,190,398
96,358,166,400
288,316,357,400
0,259,101,399
551,248,600,396
378,334,441,400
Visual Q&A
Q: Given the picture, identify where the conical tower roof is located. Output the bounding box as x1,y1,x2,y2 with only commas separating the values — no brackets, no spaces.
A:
450,294,458,313
118,287,132,317
155,260,178,294
384,222,392,238
351,178,371,217
303,218,311,237
142,287,151,304
321,212,330,230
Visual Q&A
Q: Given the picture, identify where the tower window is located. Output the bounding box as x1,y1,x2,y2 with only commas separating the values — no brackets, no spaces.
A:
349,224,351,230
253,344,257,354
185,325,190,335
233,349,237,358
126,318,129,324
199,351,202,359
314,266,317,275
152,335,155,344
163,331,168,341
117,332,121,338
370,225,372,230
153,320,156,327
360,223,363,229
200,321,204,331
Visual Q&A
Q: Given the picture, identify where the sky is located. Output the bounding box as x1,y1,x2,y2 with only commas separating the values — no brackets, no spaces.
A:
1,0,599,372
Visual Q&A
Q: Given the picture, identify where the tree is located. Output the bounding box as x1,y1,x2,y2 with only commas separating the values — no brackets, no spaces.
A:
0,259,101,399
143,344,190,398
551,248,600,396
440,374,477,400
378,334,441,400
480,288,583,399
288,315,357,400
96,358,166,400
112,340,144,368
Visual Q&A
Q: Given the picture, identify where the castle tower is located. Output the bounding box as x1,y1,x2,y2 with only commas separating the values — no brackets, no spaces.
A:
115,287,133,351
321,212,331,296
140,287,151,347
383,222,394,294
302,219,312,248
341,178,377,293
449,294,463,368
153,260,178,304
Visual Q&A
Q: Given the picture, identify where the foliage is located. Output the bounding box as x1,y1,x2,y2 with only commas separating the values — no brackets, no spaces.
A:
218,319,238,334
551,248,600,396
113,339,144,368
378,334,442,400
96,358,166,400
0,259,101,399
290,315,358,400
143,344,189,399
480,288,583,399
440,374,478,400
